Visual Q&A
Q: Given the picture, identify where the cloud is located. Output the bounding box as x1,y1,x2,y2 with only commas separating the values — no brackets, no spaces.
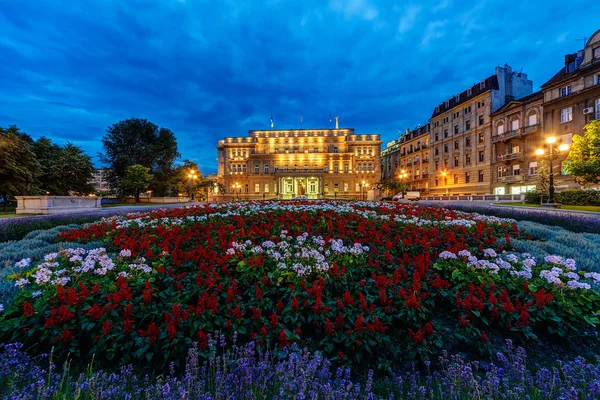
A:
397,4,421,34
421,21,447,46
0,1,598,174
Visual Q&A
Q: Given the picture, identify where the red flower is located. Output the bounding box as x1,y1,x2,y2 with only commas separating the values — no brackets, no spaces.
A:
324,318,335,337
279,328,290,347
290,295,299,311
269,312,279,328
102,320,112,335
23,302,34,317
86,304,104,320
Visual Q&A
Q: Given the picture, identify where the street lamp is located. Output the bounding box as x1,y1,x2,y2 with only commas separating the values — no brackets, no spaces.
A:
535,136,569,204
441,171,448,195
187,170,198,200
398,169,409,199
233,182,241,201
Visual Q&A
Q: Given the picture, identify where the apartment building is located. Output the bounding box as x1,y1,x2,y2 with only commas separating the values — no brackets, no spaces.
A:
540,30,600,190
490,91,544,195
427,64,533,195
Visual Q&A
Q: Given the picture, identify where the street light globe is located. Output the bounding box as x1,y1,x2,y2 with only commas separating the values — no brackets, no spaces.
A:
441,171,447,177
546,136,557,144
535,149,545,156
559,144,569,152
401,169,406,174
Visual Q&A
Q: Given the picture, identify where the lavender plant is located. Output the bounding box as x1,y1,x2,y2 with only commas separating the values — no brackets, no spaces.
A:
1,339,600,399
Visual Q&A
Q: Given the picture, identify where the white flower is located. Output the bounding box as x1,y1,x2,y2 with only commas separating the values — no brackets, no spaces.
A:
0,304,4,313
14,278,29,288
119,249,132,258
438,251,457,259
567,280,590,290
31,290,43,298
14,258,31,269
483,248,497,258
458,250,471,258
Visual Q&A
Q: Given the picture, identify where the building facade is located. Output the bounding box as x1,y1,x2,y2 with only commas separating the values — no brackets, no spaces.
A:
90,169,111,194
382,125,431,192
427,65,533,195
214,128,382,200
490,91,544,195
540,30,600,190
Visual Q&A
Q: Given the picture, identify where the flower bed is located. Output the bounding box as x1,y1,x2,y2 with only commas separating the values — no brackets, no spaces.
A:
2,201,600,371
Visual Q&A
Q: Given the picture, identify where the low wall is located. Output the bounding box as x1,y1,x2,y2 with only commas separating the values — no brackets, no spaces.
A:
16,196,102,215
422,194,525,202
120,197,190,204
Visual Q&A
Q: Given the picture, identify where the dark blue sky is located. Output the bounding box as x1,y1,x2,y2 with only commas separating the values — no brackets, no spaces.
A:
0,1,596,174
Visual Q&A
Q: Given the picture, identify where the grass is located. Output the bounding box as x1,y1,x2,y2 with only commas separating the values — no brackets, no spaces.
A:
495,202,600,212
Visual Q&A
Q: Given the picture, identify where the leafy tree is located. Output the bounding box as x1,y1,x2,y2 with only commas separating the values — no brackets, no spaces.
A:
100,118,179,197
0,127,40,211
536,159,550,202
31,138,95,195
376,179,408,196
121,164,154,202
564,120,600,186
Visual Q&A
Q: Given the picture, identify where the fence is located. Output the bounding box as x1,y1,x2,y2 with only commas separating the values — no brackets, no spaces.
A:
423,194,524,202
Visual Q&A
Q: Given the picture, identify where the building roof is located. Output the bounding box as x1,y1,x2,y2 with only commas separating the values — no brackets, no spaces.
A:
398,123,430,143
430,75,499,119
492,90,543,115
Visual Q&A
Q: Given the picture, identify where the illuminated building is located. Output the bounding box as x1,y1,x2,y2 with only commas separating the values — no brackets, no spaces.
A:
213,127,382,200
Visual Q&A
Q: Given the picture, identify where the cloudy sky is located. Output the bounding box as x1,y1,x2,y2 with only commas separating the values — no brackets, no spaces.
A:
0,0,597,174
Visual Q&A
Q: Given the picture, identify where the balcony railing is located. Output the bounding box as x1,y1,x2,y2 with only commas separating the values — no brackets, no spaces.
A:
522,124,541,136
422,173,429,178
500,175,524,183
498,152,523,161
414,160,420,165
274,168,325,174
422,158,429,164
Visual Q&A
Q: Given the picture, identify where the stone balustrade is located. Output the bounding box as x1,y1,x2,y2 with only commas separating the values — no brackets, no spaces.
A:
16,196,102,215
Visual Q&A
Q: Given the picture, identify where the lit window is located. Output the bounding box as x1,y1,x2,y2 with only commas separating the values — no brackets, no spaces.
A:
560,86,572,97
497,124,505,135
344,183,349,192
529,161,538,175
511,120,520,131
560,107,573,123
528,114,537,126
255,184,260,193
264,184,269,193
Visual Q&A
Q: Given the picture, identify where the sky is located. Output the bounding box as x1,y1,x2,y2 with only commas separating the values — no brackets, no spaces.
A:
0,0,597,174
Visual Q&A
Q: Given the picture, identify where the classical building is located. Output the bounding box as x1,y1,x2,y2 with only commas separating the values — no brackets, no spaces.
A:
90,169,111,194
540,30,600,191
490,91,544,195
427,64,533,195
381,125,430,192
214,127,382,200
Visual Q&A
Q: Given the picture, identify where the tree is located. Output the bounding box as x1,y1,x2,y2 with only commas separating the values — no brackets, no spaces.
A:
564,120,600,186
121,164,154,203
0,127,40,211
535,159,550,202
31,138,95,195
100,118,179,197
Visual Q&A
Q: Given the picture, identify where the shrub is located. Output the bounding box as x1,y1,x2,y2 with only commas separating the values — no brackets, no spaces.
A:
556,189,600,206
431,202,600,233
524,190,541,204
0,225,102,307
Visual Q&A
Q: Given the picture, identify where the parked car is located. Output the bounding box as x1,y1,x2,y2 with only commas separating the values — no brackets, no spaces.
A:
379,196,393,201
392,191,421,201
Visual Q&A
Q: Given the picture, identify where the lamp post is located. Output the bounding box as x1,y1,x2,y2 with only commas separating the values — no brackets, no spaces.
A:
441,171,448,195
187,170,198,200
233,182,241,201
398,169,408,199
535,136,569,204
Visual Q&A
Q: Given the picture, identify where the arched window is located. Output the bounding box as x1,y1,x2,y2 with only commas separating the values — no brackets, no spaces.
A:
497,123,505,135
527,112,538,126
